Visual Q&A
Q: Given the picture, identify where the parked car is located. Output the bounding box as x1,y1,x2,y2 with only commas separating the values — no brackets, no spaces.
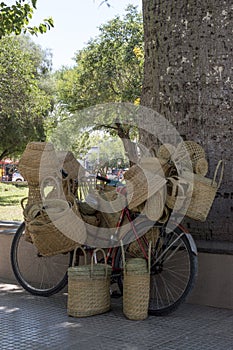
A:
12,172,24,182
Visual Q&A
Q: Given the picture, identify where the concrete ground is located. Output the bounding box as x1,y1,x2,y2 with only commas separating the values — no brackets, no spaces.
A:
0,281,233,350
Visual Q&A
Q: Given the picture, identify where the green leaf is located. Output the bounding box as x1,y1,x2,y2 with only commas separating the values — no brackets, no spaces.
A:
31,0,37,9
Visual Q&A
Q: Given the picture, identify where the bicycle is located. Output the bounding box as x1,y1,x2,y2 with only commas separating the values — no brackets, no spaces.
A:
11,175,198,316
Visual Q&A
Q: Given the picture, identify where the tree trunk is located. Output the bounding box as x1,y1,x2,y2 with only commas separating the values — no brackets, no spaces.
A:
141,0,232,242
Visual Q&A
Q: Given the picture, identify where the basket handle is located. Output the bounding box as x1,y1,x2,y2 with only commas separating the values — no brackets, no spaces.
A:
91,248,108,278
212,160,224,189
65,194,79,211
21,197,29,210
40,175,61,199
71,245,87,267
167,177,185,197
148,241,151,274
168,176,193,198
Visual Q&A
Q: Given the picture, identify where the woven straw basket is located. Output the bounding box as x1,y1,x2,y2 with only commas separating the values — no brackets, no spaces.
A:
122,241,151,320
67,247,111,317
175,141,207,173
19,142,60,185
98,185,126,228
124,164,166,210
57,151,86,197
143,186,166,221
166,176,193,211
25,196,86,256
167,160,224,222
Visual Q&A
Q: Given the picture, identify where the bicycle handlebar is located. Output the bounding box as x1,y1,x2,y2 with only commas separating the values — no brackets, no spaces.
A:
96,175,111,183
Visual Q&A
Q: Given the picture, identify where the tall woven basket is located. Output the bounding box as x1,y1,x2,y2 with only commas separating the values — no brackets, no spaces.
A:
67,247,111,317
18,142,60,185
122,241,151,320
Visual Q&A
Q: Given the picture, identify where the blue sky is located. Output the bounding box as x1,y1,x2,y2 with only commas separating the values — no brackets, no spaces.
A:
31,0,142,70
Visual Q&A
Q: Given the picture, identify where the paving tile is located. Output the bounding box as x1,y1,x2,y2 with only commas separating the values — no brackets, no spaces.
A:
0,282,232,350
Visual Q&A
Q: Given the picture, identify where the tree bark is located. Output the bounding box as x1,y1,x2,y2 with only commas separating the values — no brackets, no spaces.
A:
141,0,233,242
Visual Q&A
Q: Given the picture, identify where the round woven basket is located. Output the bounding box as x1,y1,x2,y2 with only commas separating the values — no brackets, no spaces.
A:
157,143,176,161
175,141,206,172
194,158,208,176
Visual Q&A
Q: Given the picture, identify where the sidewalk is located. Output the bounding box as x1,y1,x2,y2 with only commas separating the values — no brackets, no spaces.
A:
0,281,233,350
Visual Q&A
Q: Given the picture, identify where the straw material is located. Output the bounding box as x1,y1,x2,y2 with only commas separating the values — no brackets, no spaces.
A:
122,242,151,320
157,143,176,161
128,227,159,258
124,165,166,210
57,151,86,180
25,196,86,256
166,176,193,212
97,185,126,228
195,158,208,176
18,142,60,184
79,201,97,215
143,186,166,221
182,160,223,221
139,157,164,176
67,247,111,317
167,160,224,222
81,213,100,227
57,151,86,196
175,141,206,172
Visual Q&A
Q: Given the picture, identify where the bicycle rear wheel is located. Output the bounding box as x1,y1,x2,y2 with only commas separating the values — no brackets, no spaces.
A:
115,222,198,316
11,222,72,296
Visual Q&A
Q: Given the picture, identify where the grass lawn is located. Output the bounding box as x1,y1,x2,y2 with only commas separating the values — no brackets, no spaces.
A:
0,182,28,221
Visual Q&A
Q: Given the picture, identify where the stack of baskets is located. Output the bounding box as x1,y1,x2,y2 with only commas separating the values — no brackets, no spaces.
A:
122,141,224,223
18,142,87,256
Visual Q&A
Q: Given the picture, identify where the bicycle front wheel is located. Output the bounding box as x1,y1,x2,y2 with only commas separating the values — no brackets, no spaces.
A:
115,222,198,316
11,222,72,296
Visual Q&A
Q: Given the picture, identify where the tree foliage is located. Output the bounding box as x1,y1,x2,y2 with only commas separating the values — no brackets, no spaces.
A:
0,0,54,39
52,5,143,162
56,5,143,112
0,36,53,159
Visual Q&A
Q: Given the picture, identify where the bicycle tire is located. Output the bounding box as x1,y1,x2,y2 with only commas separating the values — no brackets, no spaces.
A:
11,222,72,296
115,221,198,316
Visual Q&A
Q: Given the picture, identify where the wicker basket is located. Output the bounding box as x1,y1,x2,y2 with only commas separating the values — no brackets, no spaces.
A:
57,151,86,197
67,247,111,317
166,176,193,211
167,160,224,222
128,227,159,258
98,185,125,228
175,141,206,172
124,165,166,210
19,142,60,184
143,185,166,221
122,241,151,320
26,196,86,256
194,158,208,176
